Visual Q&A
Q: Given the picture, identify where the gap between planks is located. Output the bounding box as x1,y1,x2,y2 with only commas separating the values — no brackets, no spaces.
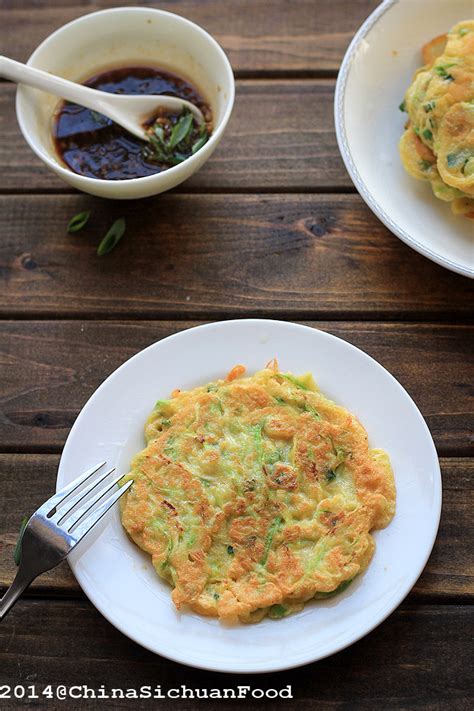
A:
2,592,471,605
0,186,359,196
0,313,472,325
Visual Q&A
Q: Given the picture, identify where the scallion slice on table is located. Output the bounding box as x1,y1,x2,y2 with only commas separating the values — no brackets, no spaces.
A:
97,218,126,256
67,210,91,234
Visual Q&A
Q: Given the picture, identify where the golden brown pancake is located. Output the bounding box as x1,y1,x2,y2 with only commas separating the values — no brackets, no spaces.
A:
120,363,395,623
437,102,474,195
399,20,474,219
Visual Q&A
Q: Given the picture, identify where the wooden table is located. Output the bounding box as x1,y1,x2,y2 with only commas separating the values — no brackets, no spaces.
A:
0,1,472,708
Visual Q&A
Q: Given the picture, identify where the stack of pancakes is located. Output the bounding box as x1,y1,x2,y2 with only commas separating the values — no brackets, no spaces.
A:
399,20,474,219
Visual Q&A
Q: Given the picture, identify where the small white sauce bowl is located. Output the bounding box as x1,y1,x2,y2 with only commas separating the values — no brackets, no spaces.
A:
15,7,235,199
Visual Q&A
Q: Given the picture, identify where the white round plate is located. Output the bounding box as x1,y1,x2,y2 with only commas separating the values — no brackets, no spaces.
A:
58,320,441,673
335,0,474,278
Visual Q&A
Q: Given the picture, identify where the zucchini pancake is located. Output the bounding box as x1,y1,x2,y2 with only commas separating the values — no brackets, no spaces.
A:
120,363,396,623
399,20,474,219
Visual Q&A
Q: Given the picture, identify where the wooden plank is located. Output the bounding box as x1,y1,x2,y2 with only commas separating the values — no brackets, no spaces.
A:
412,459,474,602
0,600,472,709
0,321,471,455
0,80,350,192
0,0,379,75
1,454,472,600
0,194,472,320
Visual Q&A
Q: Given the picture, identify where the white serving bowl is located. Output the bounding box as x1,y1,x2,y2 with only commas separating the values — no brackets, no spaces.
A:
16,7,234,199
335,0,473,278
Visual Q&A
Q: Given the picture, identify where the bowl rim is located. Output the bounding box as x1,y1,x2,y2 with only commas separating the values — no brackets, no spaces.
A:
15,5,235,188
334,0,474,279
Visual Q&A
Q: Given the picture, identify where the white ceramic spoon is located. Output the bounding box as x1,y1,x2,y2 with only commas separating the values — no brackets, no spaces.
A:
0,56,204,140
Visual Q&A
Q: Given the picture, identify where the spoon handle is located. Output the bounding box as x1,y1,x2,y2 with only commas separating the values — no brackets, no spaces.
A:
0,56,110,114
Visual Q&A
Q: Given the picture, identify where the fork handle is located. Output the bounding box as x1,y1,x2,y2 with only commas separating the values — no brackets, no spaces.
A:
0,565,35,620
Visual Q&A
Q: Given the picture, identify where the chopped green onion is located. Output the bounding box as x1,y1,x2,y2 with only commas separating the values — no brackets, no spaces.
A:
67,210,91,234
423,129,433,141
261,516,282,565
434,65,455,81
398,100,406,112
168,111,194,150
163,435,178,460
227,545,234,555
447,151,473,169
192,133,208,154
167,152,188,166
303,402,321,419
419,159,433,171
265,451,280,465
278,373,310,390
148,135,168,161
154,125,165,142
97,217,126,256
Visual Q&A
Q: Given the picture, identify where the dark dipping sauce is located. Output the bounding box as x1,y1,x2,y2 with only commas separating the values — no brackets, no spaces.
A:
54,66,212,180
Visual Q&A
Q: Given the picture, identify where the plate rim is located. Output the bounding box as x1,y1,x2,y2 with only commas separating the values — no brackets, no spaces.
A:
334,0,474,279
58,318,442,673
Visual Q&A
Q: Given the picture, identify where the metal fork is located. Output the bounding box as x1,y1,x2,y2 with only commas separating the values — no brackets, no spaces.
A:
0,462,132,620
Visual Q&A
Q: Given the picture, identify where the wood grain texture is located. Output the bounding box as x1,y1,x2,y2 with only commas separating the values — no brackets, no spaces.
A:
0,0,471,699
0,0,379,75
0,320,472,454
1,454,472,600
0,80,350,192
0,600,472,710
1,195,472,320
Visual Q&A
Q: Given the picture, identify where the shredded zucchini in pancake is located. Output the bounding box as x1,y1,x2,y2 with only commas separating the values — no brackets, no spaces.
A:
120,363,395,623
399,20,474,219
